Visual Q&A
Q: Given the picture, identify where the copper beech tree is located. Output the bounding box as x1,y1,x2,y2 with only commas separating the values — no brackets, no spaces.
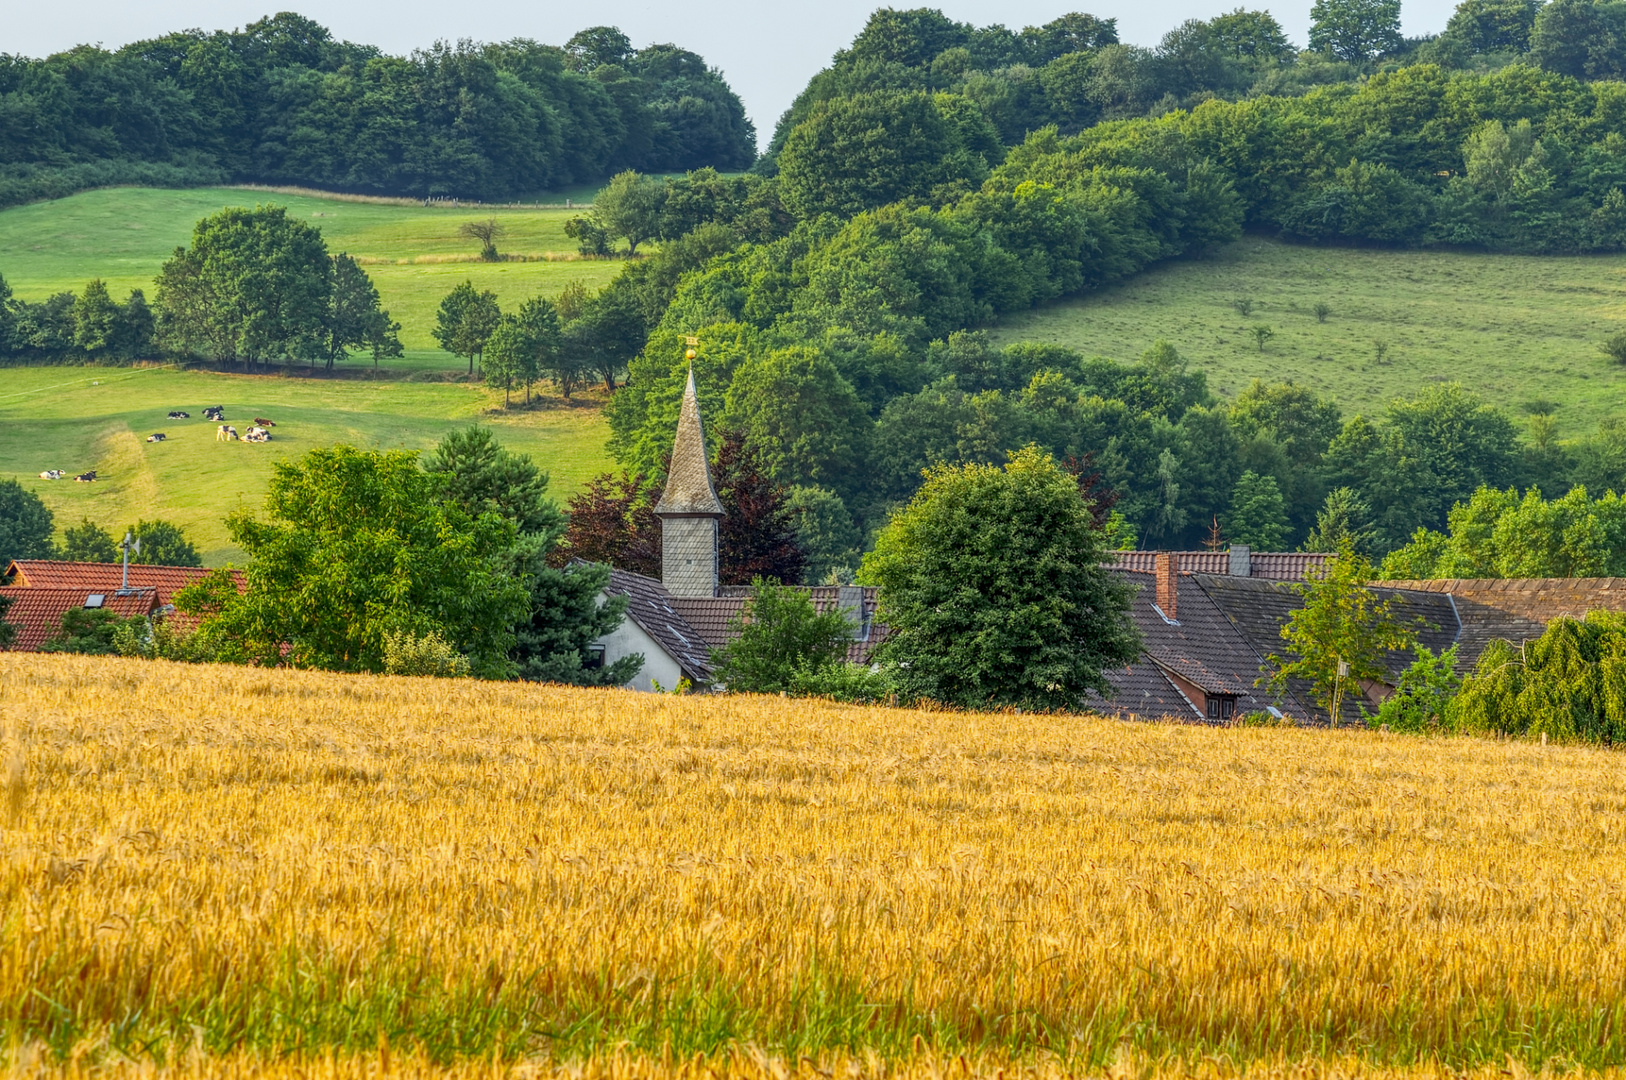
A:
557,430,806,584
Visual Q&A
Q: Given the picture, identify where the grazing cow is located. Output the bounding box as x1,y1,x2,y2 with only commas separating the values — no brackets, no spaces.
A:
167,411,190,419
37,470,63,480
253,417,275,427
147,433,166,443
74,471,97,482
217,425,239,441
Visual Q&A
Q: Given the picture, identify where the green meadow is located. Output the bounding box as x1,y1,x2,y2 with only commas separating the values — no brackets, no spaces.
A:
992,235,1626,435
0,185,626,355
0,185,627,564
0,367,611,565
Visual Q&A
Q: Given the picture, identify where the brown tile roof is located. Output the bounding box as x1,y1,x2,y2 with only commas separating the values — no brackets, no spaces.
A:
0,586,157,652
654,368,723,517
1091,571,1307,723
603,568,716,683
4,560,240,609
1108,551,1333,581
682,585,886,664
1374,578,1626,624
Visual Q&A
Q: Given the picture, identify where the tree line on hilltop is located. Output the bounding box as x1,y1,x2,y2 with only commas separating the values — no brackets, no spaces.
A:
0,15,755,209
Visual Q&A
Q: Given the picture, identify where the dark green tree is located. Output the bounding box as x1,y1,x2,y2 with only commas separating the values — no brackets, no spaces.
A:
484,297,561,406
154,205,332,371
130,519,202,567
860,445,1140,709
1302,487,1378,555
39,607,145,656
1530,0,1626,77
1444,0,1543,53
424,426,640,685
71,279,121,358
325,253,402,372
59,519,118,563
432,281,502,376
777,91,998,218
0,480,55,571
1225,470,1292,549
786,485,861,584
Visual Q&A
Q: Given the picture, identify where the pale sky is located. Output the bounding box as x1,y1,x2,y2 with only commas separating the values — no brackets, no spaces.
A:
10,0,1460,149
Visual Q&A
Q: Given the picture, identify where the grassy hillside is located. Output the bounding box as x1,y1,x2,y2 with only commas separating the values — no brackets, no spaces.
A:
992,236,1626,435
0,367,610,565
7,652,1626,1074
0,186,627,355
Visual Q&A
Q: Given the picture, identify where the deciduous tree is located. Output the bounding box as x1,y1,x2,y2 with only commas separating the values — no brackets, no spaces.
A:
184,445,529,678
710,578,856,693
1268,539,1416,725
861,445,1140,709
0,479,54,570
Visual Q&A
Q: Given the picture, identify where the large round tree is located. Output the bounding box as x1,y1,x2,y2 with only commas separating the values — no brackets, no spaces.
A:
860,445,1140,710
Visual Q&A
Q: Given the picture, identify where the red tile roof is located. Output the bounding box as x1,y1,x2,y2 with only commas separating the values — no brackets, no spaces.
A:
4,560,241,608
1108,551,1333,581
0,586,157,652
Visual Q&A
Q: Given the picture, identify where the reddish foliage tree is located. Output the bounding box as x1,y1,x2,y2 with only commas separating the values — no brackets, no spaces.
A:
1063,452,1121,531
552,472,661,577
713,430,805,586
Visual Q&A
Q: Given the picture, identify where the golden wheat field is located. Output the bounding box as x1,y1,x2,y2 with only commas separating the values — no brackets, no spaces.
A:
4,653,1626,1079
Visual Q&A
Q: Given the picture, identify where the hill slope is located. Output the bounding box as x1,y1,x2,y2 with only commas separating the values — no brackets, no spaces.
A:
0,368,610,565
991,236,1626,434
0,186,626,355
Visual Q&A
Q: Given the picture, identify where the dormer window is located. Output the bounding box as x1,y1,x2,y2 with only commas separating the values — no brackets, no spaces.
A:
1206,695,1237,720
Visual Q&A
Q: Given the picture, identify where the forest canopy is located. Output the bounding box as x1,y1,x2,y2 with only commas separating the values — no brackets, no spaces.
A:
0,14,756,208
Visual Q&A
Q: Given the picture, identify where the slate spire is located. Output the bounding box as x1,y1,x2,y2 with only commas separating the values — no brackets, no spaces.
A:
655,367,723,517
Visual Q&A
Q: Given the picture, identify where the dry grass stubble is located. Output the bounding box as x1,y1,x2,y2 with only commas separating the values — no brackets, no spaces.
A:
2,654,1625,1074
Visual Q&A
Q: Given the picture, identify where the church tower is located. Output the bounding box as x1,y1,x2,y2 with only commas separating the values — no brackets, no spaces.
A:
654,364,723,598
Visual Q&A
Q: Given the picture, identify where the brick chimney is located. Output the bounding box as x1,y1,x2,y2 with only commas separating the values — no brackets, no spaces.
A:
1154,552,1179,620
1228,544,1251,577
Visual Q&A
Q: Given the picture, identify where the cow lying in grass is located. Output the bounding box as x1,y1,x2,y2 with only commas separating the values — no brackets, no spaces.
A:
244,426,272,443
203,406,225,421
38,470,63,480
74,471,97,482
253,417,275,427
147,433,166,442
167,411,189,419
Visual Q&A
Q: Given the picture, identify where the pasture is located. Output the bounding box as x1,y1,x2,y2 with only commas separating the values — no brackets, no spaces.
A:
0,186,627,355
0,367,611,565
4,653,1625,1077
993,235,1626,434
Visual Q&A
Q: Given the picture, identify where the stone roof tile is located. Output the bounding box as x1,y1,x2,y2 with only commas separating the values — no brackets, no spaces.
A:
654,368,723,517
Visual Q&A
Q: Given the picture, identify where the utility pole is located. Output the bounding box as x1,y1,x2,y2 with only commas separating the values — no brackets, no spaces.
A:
116,531,140,595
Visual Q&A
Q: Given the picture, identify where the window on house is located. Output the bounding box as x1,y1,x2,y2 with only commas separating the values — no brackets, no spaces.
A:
585,644,605,670
1206,695,1237,720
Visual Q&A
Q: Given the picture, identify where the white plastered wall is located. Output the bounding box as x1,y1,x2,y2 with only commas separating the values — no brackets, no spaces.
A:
594,609,685,693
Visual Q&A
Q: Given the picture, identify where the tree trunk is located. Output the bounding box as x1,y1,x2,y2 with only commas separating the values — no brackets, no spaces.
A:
468,353,474,376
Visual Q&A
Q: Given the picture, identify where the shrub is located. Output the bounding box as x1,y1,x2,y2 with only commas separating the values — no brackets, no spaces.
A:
711,578,856,693
383,629,472,678
1371,644,1461,732
1450,612,1626,743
